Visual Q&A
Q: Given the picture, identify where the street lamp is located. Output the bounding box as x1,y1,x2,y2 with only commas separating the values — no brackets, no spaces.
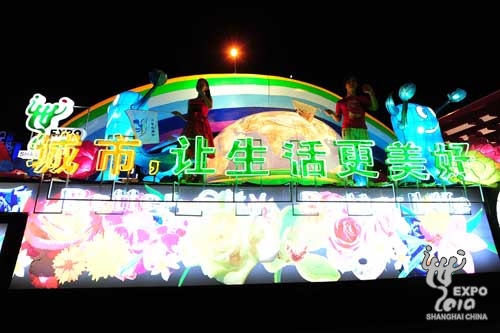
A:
229,47,238,73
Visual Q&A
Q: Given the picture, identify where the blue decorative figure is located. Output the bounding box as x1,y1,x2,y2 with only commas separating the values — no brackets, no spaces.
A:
101,69,175,182
385,83,466,185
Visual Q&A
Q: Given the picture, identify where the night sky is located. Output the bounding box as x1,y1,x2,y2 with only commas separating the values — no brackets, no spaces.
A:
7,5,499,144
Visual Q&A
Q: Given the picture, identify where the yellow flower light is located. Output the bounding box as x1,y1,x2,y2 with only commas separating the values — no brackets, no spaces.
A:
53,245,86,284
84,231,133,281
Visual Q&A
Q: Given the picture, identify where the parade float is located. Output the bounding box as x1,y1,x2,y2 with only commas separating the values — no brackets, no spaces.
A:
1,73,499,290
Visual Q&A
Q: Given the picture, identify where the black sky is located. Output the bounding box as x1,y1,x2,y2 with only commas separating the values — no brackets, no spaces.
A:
7,5,499,143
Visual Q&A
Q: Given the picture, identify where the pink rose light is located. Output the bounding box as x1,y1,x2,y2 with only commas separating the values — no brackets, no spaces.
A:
326,212,394,280
469,136,500,163
329,216,365,254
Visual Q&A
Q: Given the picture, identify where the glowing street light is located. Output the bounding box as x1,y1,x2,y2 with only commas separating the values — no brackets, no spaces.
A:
229,47,238,73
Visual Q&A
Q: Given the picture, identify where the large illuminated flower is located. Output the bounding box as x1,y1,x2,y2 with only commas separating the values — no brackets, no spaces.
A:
25,200,100,251
266,221,341,283
105,212,162,252
469,135,500,163
327,215,391,280
177,189,281,285
330,215,365,253
103,209,185,281
321,196,405,280
177,212,257,284
288,191,346,250
52,245,86,284
263,191,347,282
459,150,500,186
142,242,181,282
83,231,134,281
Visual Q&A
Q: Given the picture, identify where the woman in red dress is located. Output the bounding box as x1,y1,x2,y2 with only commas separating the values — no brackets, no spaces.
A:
180,78,215,182
181,78,215,159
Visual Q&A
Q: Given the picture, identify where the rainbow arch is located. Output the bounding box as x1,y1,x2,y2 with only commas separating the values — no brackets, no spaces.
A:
63,73,396,161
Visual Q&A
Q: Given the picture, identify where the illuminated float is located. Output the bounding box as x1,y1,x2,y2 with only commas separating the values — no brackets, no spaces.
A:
2,73,500,290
